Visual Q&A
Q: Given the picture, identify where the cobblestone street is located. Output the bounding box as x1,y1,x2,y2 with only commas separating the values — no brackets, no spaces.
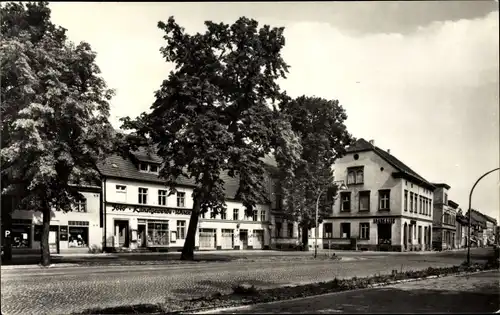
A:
0,249,491,315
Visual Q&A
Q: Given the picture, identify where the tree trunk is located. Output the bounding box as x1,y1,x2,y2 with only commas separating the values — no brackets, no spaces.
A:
1,210,13,263
40,208,51,266
301,224,309,251
181,197,201,261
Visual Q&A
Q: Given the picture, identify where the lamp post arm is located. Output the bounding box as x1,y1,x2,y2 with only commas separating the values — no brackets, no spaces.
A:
467,167,499,265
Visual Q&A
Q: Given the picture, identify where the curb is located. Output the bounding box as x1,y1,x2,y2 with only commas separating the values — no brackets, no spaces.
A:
191,269,498,314
1,263,80,270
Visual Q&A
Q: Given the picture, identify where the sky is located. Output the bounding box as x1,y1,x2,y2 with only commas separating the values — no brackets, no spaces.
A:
48,1,500,222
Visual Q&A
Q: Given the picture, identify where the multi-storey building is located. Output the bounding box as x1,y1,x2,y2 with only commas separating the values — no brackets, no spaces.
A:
323,138,435,252
466,209,487,247
431,184,457,250
455,208,468,249
2,184,102,255
97,148,276,252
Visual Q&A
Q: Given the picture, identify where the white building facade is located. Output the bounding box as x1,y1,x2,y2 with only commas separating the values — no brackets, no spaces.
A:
323,139,435,252
99,150,275,252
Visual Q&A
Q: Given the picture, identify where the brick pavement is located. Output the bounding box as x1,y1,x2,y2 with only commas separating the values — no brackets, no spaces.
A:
1,251,490,315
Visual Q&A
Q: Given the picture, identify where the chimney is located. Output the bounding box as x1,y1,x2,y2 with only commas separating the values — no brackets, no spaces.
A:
369,139,374,145
387,149,391,154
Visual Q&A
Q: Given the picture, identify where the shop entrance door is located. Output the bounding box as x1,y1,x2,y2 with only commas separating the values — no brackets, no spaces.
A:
114,220,129,247
137,224,146,248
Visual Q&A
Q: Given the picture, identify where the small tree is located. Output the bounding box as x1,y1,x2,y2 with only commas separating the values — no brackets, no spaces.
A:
277,96,354,250
1,2,115,265
120,16,292,260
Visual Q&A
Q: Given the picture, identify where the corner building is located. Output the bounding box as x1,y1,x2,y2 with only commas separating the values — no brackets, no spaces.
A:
323,139,435,252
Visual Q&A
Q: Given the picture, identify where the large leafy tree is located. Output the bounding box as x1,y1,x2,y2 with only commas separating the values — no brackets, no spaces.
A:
277,96,354,250
120,16,292,260
1,2,115,265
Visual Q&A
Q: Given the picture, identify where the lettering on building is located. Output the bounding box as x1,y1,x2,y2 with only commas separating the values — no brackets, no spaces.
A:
373,217,396,224
109,203,191,216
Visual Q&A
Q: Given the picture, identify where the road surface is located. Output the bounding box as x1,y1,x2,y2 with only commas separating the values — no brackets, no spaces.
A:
208,270,500,313
0,248,493,315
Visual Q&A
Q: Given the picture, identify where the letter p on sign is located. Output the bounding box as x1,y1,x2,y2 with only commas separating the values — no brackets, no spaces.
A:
5,230,11,237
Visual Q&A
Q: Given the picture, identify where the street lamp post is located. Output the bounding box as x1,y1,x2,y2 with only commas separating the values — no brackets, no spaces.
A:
314,180,348,259
467,167,499,265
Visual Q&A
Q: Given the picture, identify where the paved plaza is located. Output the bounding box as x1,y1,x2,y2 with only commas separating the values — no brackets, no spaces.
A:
0,248,492,315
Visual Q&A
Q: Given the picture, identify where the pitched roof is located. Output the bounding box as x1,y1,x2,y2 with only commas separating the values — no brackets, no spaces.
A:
97,152,276,201
346,138,435,190
471,209,498,225
448,200,459,209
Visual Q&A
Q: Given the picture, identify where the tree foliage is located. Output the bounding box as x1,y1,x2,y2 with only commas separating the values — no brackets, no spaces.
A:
0,1,115,264
120,16,292,259
276,96,354,247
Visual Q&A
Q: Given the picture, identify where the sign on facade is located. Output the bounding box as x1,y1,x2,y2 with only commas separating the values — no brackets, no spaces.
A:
373,217,396,224
109,203,191,216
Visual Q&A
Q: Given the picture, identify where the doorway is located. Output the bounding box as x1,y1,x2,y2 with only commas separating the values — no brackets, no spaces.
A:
137,224,146,248
239,230,248,250
377,224,392,246
114,220,129,248
403,223,408,250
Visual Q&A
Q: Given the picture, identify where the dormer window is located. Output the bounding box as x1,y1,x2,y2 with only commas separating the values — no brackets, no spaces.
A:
139,163,149,172
138,163,160,174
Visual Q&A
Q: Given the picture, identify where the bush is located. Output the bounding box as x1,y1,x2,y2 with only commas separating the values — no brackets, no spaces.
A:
88,245,102,254
232,283,258,296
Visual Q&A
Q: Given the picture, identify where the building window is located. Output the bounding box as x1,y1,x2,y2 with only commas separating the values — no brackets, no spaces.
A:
150,164,159,173
76,199,87,212
147,220,169,245
221,209,227,220
444,193,448,204
275,222,282,238
200,211,206,219
139,163,149,172
359,191,370,211
418,226,422,245
158,190,168,206
253,210,258,221
340,192,351,212
404,190,408,211
287,223,294,238
177,192,185,207
419,196,423,214
378,190,390,210
323,223,333,238
10,222,31,248
340,222,351,238
116,185,127,193
138,187,148,204
68,226,88,248
233,208,239,220
347,167,364,185
359,223,370,240
177,220,186,239
413,194,418,212
209,209,215,219
409,192,414,212
260,210,266,222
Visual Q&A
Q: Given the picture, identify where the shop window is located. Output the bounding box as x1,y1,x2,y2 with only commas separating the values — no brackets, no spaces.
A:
147,220,169,246
177,220,186,239
69,226,89,248
11,224,31,248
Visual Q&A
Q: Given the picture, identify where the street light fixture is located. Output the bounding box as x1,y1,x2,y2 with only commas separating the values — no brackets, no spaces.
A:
314,180,348,259
466,167,499,265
